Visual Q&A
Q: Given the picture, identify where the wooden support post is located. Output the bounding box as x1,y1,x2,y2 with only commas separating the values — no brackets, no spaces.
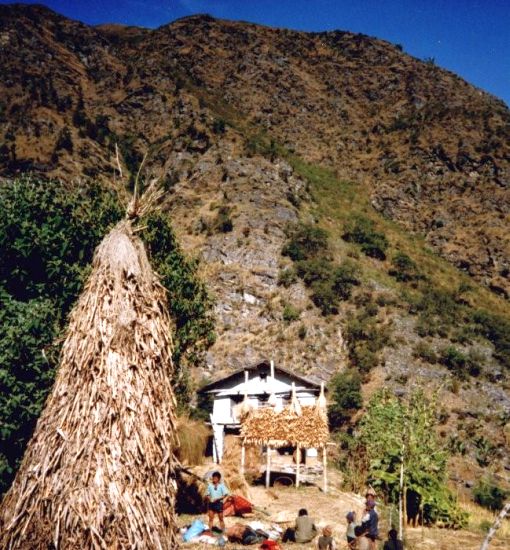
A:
241,442,246,477
265,446,271,488
480,501,510,550
398,454,404,540
296,445,301,488
322,446,328,493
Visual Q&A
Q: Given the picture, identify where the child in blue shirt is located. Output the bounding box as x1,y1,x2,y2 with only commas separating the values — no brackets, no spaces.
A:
206,471,229,532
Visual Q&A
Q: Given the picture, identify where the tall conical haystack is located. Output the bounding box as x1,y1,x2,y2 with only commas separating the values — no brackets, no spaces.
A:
0,198,179,548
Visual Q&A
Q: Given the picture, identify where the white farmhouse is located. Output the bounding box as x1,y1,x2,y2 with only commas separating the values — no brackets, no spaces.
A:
198,359,323,462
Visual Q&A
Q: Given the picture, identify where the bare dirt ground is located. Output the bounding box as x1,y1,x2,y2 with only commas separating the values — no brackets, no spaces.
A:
178,464,510,549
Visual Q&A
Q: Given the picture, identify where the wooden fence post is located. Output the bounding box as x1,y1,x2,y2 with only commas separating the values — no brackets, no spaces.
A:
323,446,328,493
265,446,271,488
296,445,301,488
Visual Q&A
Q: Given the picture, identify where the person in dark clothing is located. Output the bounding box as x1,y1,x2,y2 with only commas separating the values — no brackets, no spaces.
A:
282,508,317,543
360,500,379,550
383,529,403,550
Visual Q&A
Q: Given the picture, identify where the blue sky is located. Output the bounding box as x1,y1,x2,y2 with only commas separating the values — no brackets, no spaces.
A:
3,1,509,106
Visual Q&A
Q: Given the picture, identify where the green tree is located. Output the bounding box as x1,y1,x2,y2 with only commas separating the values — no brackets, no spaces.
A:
358,388,466,527
0,177,122,494
282,223,329,261
327,369,362,428
342,216,389,260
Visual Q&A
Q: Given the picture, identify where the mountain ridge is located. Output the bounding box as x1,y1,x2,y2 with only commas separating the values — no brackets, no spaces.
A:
1,3,508,295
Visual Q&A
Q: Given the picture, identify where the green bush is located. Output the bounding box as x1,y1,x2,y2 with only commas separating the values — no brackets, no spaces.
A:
473,478,508,511
414,342,438,363
328,369,363,429
282,303,300,323
345,309,392,374
342,216,389,260
332,261,361,300
473,310,510,369
357,389,466,528
439,346,482,379
282,223,329,261
296,257,332,286
0,177,122,495
310,280,339,315
277,268,297,287
439,347,468,378
411,285,463,339
213,205,233,233
389,252,421,282
282,225,361,316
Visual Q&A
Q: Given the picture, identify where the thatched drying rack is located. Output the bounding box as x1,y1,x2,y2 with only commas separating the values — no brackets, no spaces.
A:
240,382,330,492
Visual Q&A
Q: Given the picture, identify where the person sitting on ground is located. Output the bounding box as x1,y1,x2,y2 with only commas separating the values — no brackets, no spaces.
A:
316,525,336,549
383,529,403,550
205,471,229,532
282,508,318,543
345,511,356,549
360,500,379,550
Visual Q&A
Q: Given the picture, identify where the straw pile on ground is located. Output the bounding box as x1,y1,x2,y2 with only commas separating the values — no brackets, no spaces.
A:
0,195,179,548
221,435,260,497
175,416,210,466
240,405,329,449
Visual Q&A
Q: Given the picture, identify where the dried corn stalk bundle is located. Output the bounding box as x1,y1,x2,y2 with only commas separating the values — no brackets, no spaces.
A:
241,405,329,449
0,197,179,549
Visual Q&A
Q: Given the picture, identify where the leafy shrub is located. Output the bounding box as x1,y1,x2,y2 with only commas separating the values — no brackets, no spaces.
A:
345,307,392,374
328,369,363,429
310,280,339,315
342,216,389,260
389,252,421,282
473,478,508,511
282,303,300,323
473,310,510,369
439,347,467,378
297,324,307,340
277,268,297,287
332,261,361,299
414,342,438,363
473,436,496,467
439,346,481,379
282,223,329,261
213,205,233,233
358,389,466,528
282,224,362,316
410,285,463,339
0,177,122,494
296,257,332,286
